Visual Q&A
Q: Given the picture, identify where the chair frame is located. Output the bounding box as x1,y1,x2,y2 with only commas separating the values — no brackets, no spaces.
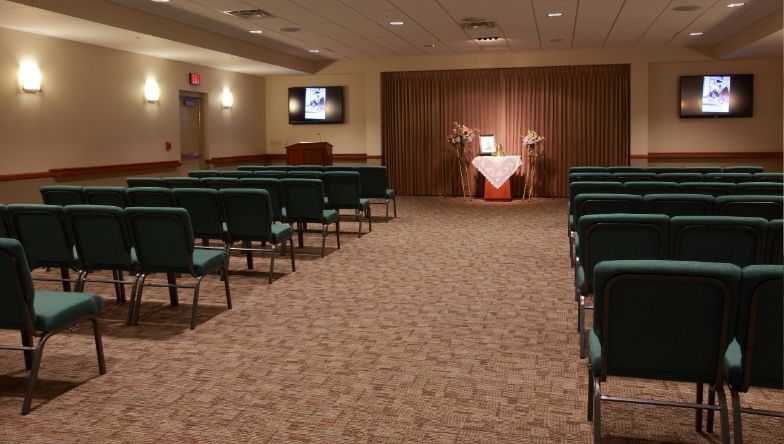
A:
0,248,106,415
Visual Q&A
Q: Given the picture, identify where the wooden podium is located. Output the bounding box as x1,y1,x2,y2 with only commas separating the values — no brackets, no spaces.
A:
285,142,333,166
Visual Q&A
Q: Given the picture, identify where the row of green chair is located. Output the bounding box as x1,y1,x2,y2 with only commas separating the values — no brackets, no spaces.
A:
570,165,765,174
570,171,782,184
588,260,782,444
574,214,782,359
0,204,232,330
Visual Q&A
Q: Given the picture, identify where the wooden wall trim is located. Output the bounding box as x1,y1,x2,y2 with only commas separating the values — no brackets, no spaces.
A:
0,160,181,182
207,153,383,164
631,151,783,159
206,154,267,164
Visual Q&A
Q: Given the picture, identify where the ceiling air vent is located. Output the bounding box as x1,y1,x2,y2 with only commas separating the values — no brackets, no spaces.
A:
460,20,496,30
223,9,274,20
476,36,500,41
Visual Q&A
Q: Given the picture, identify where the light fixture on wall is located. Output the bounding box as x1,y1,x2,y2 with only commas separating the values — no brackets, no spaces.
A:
144,78,160,102
221,89,234,108
19,62,42,93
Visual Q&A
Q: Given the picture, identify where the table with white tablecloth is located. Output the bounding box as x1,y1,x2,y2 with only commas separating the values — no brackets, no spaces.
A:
471,156,522,201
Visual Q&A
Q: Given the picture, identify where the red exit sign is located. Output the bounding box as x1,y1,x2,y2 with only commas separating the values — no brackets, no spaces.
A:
188,72,201,86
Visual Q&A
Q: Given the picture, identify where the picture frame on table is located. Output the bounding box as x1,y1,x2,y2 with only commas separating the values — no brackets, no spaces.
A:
479,134,496,155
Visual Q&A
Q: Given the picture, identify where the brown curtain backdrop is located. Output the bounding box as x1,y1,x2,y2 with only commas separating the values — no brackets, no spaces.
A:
381,64,630,197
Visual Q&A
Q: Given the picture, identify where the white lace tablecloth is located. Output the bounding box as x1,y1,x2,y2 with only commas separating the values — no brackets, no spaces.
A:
471,156,523,189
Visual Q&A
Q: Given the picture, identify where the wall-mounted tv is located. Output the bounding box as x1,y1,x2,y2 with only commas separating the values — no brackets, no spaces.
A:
288,86,344,124
679,74,753,118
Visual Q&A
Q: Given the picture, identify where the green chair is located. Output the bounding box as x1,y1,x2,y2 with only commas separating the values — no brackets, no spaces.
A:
0,238,106,415
574,213,669,358
356,166,397,219
569,167,607,174
682,166,722,174
40,185,84,206
323,172,372,237
679,182,736,196
567,181,624,264
266,166,293,172
288,171,323,180
606,166,643,173
201,177,240,190
124,207,231,329
570,193,643,266
220,171,253,179
723,166,764,174
715,195,783,221
280,179,340,257
252,170,287,179
765,219,782,264
588,260,738,444
724,265,783,443
752,173,784,183
294,165,325,172
84,186,127,208
126,177,164,188
646,167,683,174
239,178,285,222
163,177,202,188
670,216,767,267
0,204,8,237
172,188,227,248
6,204,78,292
220,189,295,283
622,181,678,195
657,173,704,183
324,165,357,172
705,173,754,184
237,165,267,172
568,172,614,183
64,205,137,303
187,170,220,178
611,172,655,182
126,187,175,207
735,182,783,196
643,193,714,217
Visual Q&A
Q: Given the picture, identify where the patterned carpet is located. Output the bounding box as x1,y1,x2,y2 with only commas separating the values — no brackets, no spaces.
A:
0,196,780,443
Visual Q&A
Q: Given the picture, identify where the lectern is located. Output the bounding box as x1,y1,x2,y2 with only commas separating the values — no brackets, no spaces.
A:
285,142,333,166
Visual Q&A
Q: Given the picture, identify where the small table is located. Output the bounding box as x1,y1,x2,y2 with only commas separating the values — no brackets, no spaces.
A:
471,156,523,202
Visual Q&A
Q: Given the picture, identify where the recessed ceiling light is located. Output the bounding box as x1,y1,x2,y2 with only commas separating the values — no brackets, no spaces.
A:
249,30,263,34
550,38,563,43
726,2,745,7
308,49,320,53
689,32,704,36
389,21,404,26
424,44,437,48
150,0,169,2
547,12,563,17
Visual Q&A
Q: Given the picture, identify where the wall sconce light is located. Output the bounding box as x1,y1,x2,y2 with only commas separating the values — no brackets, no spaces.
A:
144,78,160,102
221,89,234,108
19,62,42,93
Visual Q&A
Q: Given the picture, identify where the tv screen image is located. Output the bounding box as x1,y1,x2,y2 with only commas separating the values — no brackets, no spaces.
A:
289,86,344,124
679,74,753,118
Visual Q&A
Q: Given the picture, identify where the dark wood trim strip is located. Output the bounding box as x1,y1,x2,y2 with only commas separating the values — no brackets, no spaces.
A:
49,160,182,178
206,154,267,164
0,171,52,182
632,151,783,160
333,153,383,160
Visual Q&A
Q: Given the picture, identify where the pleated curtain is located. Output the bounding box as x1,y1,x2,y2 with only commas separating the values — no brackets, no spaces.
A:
381,64,630,197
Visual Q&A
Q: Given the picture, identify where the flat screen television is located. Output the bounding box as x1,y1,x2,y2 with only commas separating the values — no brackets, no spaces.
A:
679,74,753,118
288,86,344,124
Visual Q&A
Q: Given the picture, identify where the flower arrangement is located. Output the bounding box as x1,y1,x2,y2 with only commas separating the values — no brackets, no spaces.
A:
521,130,545,146
447,122,476,145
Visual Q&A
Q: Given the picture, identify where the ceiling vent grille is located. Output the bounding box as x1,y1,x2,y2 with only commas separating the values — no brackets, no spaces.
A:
476,36,500,41
223,9,274,20
460,21,496,30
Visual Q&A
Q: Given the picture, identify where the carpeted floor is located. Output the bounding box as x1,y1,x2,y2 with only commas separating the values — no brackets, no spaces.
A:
0,196,780,443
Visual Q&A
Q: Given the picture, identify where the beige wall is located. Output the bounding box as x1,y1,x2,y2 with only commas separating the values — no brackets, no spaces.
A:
265,47,783,163
0,26,266,176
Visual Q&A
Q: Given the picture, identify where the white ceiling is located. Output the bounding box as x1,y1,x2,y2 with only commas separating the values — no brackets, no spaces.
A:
0,0,781,75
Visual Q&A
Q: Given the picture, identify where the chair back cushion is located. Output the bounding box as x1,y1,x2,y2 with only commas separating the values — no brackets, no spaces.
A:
735,182,783,196
656,173,703,183
723,166,764,174
715,195,783,221
281,179,325,222
127,177,164,188
678,182,736,196
0,238,36,329
704,173,754,183
6,204,76,269
622,181,678,195
573,193,642,221
220,189,273,241
643,193,714,217
356,166,390,198
201,177,240,190
0,204,8,238
240,178,283,220
766,219,783,264
163,177,202,188
592,259,740,384
64,205,134,271
40,185,84,206
611,172,656,182
187,170,220,178
324,172,363,208
172,188,225,239
752,173,784,183
670,216,767,267
125,207,195,273
568,172,614,183
126,187,175,207
84,186,127,208
568,181,624,215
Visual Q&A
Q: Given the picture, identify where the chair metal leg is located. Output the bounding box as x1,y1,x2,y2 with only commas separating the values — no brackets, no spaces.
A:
190,276,203,330
126,274,141,325
222,267,232,310
289,238,296,271
357,209,363,237
268,244,276,284
385,199,390,219
130,274,147,326
118,270,127,303
393,197,396,217
707,387,716,433
578,294,586,359
587,365,594,420
21,333,53,415
76,270,87,292
367,206,372,232
336,220,341,249
592,377,602,444
696,383,704,432
20,330,33,371
297,222,304,248
167,273,178,306
321,224,327,257
730,387,743,444
89,317,107,375
244,240,254,269
60,268,72,292
715,385,731,444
